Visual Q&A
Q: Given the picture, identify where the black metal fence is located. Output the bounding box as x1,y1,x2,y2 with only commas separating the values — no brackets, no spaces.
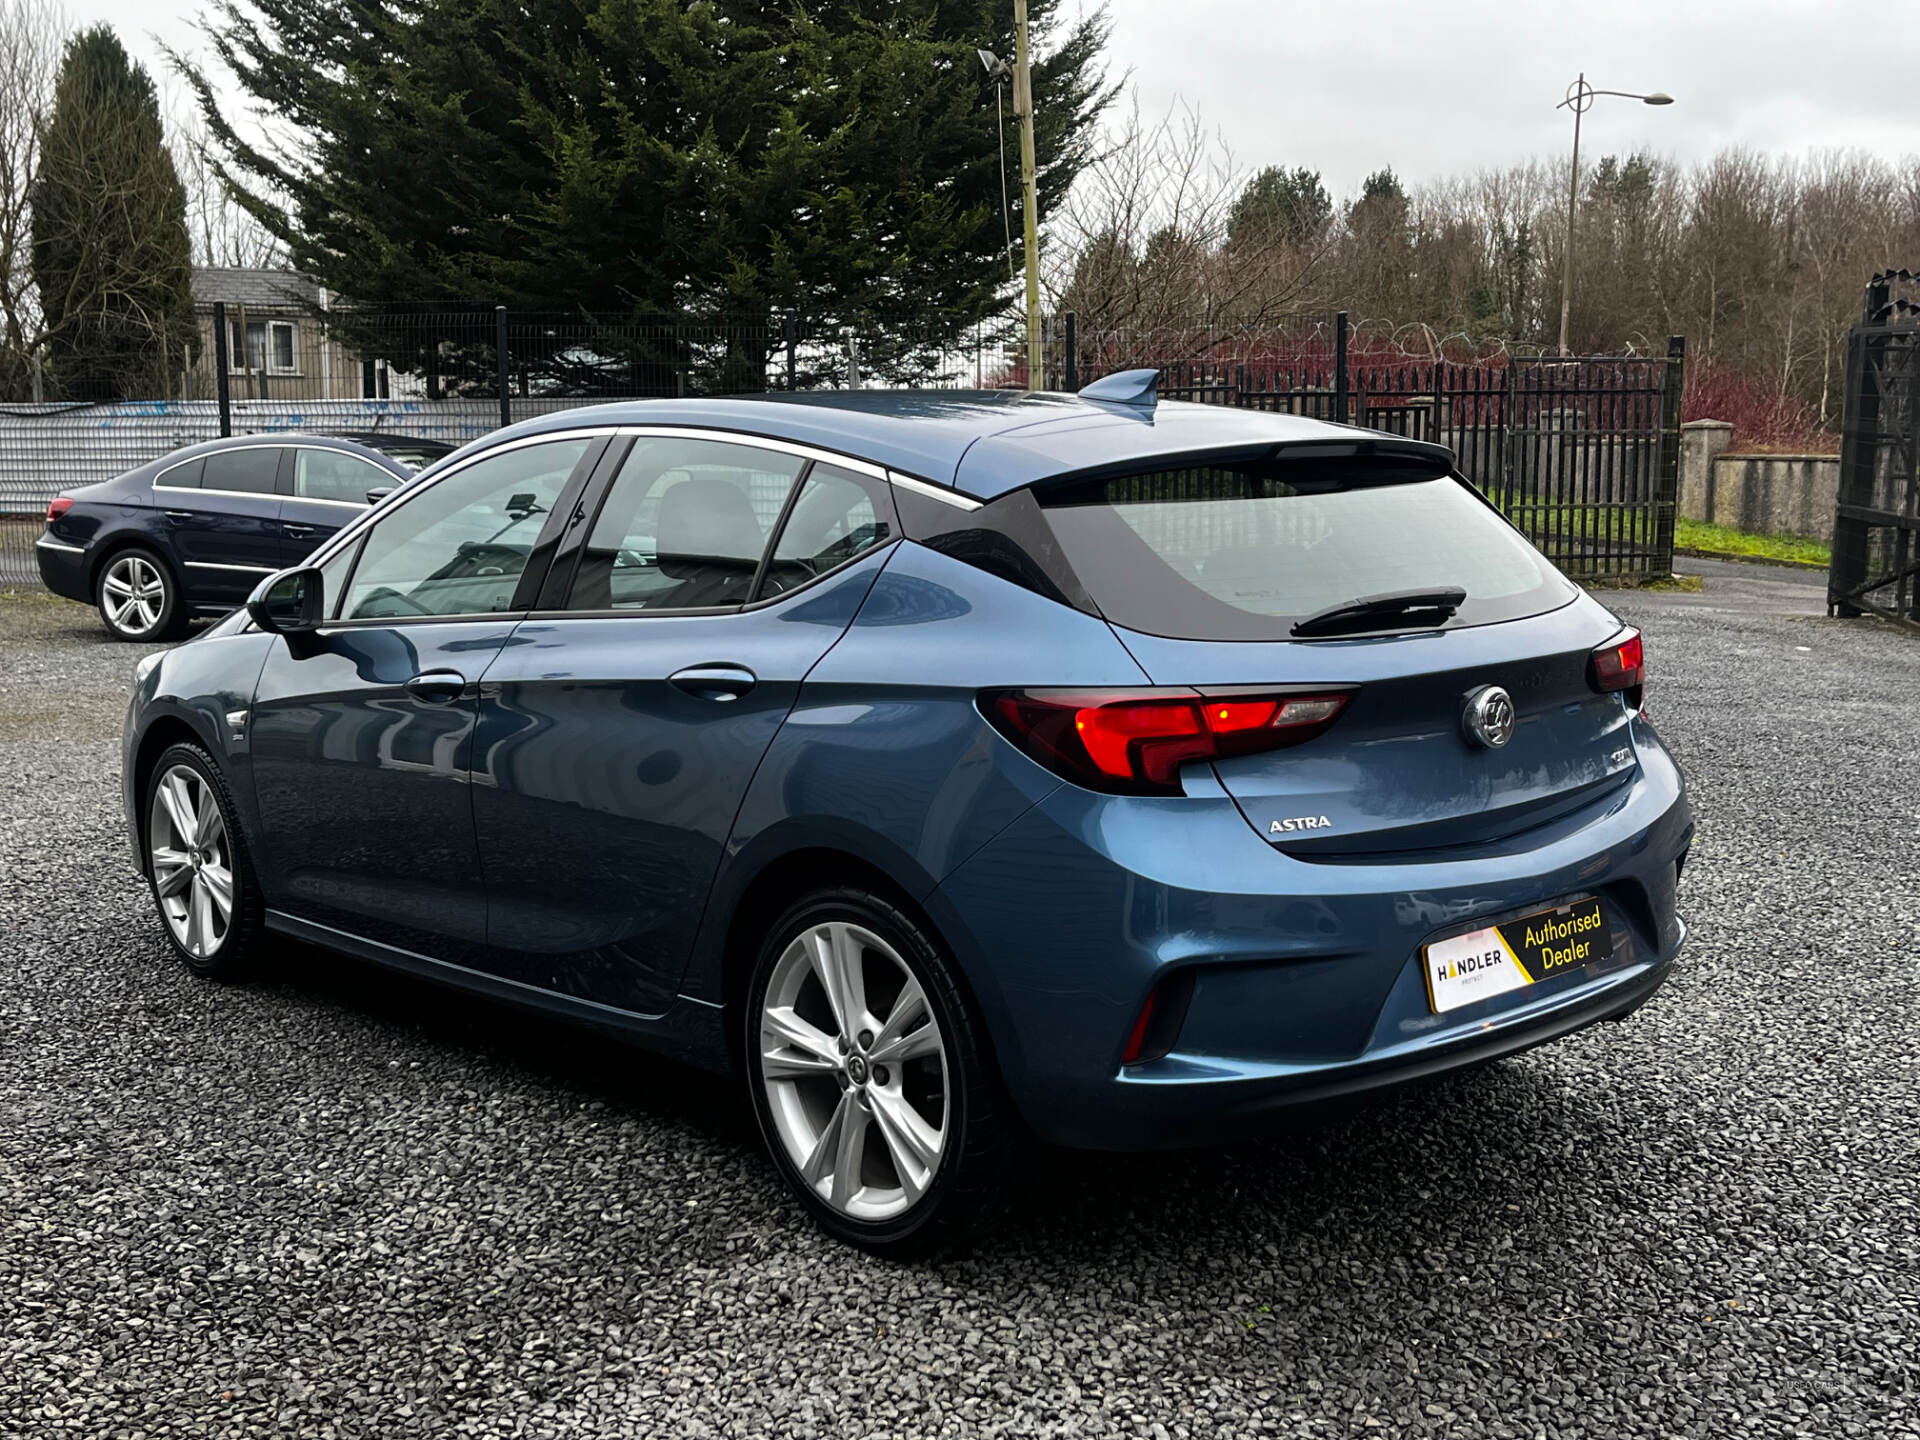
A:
1071,315,1685,581
1831,271,1920,628
0,304,1684,590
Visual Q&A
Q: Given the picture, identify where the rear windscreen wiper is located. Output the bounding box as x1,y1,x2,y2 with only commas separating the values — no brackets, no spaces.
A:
1290,586,1467,638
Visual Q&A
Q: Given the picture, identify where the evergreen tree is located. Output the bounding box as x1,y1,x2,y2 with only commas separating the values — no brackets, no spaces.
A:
187,0,1111,378
1227,165,1331,250
30,26,194,400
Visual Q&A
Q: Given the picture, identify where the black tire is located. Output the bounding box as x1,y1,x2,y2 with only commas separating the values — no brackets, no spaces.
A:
744,887,1017,1258
96,546,189,642
142,742,267,980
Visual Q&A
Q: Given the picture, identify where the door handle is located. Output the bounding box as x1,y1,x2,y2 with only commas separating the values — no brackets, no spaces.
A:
668,663,757,703
405,670,468,704
164,510,193,521
284,522,315,537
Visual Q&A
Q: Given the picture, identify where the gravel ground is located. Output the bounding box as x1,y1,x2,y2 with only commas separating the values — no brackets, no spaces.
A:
1,573,1916,1439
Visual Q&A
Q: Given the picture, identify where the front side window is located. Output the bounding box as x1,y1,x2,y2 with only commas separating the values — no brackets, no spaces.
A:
567,436,804,611
340,438,590,620
296,450,390,506
758,463,895,598
200,447,282,495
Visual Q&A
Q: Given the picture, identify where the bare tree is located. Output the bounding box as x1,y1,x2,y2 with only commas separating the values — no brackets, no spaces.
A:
0,0,62,398
170,99,281,270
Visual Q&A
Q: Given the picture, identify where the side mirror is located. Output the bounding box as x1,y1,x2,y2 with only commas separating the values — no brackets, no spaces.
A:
246,566,323,635
366,485,397,506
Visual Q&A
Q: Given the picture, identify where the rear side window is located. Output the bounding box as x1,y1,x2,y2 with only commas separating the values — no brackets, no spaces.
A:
201,447,283,495
567,437,805,611
759,463,895,599
155,458,203,489
1036,458,1571,640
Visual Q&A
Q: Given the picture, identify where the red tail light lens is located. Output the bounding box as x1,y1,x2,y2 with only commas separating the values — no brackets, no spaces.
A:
45,497,73,523
984,687,1351,796
1589,628,1644,707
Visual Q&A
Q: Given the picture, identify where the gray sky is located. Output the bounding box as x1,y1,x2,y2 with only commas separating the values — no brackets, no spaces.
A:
72,0,1920,197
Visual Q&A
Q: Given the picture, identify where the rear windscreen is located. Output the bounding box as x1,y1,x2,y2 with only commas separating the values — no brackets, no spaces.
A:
1035,456,1574,641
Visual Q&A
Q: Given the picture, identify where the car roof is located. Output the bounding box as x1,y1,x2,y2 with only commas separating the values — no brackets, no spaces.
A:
482,391,1448,501
133,431,411,475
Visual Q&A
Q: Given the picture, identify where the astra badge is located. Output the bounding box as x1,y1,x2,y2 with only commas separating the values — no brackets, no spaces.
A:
1269,814,1333,834
1461,684,1516,749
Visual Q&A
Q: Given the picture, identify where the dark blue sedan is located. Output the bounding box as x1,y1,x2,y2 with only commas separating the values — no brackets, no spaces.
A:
37,432,451,640
119,379,1692,1254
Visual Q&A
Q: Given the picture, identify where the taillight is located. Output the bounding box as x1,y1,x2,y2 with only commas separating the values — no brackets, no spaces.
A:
983,687,1351,796
1589,628,1644,709
45,497,73,523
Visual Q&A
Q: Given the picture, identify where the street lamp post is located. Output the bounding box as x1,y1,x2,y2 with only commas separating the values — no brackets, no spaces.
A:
1556,75,1673,355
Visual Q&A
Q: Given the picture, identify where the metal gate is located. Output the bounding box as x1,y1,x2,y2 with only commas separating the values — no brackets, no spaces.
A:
1831,271,1920,628
1147,325,1684,581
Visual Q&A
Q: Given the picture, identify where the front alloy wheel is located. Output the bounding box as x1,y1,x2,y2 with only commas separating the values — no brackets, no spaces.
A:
143,744,263,978
747,890,1015,1255
149,763,234,960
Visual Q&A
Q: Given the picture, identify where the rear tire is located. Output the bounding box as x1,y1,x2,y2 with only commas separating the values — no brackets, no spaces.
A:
143,743,266,980
744,887,1015,1257
97,548,187,642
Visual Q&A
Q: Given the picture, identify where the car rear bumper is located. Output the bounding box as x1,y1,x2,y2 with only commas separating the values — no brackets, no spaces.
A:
34,534,90,602
929,716,1693,1151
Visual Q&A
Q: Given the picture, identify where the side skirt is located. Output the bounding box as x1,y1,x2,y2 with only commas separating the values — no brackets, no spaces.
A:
263,909,730,1071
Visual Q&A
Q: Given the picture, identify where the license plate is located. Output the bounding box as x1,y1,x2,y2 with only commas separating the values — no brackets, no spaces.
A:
1422,897,1612,1014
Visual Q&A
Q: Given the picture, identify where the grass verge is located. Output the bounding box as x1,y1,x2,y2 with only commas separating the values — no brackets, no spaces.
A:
1675,518,1829,567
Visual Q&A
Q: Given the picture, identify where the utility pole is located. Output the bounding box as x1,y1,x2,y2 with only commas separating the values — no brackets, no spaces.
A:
1556,76,1673,355
1014,0,1042,387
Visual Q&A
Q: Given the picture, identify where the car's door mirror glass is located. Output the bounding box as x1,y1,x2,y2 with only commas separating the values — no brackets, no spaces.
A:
246,566,323,634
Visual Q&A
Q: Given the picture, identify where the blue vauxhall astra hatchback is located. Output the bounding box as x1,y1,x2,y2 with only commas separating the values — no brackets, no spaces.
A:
120,377,1691,1254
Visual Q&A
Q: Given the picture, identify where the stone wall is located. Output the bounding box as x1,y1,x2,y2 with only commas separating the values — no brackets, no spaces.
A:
1678,419,1838,541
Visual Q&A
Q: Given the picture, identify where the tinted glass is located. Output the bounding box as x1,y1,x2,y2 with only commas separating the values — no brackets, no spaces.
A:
568,437,804,611
295,449,389,506
1038,459,1573,641
156,457,202,489
201,447,282,495
758,463,894,599
341,439,589,620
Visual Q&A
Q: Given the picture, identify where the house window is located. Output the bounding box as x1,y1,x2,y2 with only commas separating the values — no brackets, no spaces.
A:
230,318,299,375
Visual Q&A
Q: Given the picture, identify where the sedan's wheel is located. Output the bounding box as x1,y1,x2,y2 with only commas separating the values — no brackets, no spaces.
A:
145,744,264,979
747,889,1015,1256
98,551,185,641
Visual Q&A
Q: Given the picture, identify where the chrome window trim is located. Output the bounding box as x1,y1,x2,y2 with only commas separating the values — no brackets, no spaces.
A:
35,535,84,554
154,440,408,498
888,470,982,511
605,425,890,481
296,423,912,626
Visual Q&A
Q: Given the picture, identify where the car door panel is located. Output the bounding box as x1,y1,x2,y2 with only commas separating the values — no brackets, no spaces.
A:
469,551,890,1013
156,448,285,602
249,622,523,961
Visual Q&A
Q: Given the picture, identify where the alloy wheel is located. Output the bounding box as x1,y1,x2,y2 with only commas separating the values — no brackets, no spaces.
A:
758,920,950,1221
103,554,167,636
148,764,234,960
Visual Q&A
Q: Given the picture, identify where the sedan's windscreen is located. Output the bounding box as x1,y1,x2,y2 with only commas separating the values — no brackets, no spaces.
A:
1036,456,1575,641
